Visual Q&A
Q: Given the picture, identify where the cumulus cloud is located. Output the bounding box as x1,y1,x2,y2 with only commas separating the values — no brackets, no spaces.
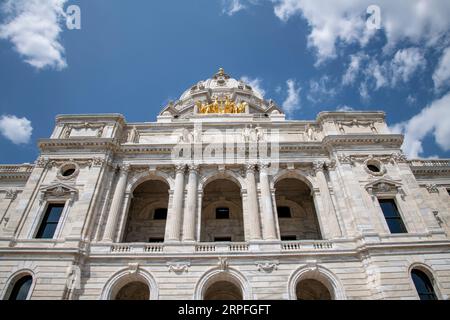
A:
307,75,336,103
390,92,450,158
390,47,426,85
433,47,450,91
336,105,354,112
240,76,266,98
0,0,68,70
342,52,367,85
0,114,33,144
221,0,246,16
271,0,450,64
282,79,301,117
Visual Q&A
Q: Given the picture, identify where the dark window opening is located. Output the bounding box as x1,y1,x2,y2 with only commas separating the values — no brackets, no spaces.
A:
62,168,75,177
216,207,230,219
367,164,380,173
148,237,164,243
35,203,65,239
8,275,32,300
379,199,407,234
277,206,292,218
281,235,297,241
214,237,232,242
153,208,167,220
411,269,437,300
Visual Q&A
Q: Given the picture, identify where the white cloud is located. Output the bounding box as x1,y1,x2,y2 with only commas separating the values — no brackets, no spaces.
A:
240,76,266,98
359,82,370,101
390,47,426,85
390,92,450,158
433,47,450,91
336,105,354,112
0,114,33,145
307,75,336,103
222,0,246,16
0,0,68,70
271,0,450,64
406,94,417,105
282,79,301,117
365,60,388,90
342,52,367,85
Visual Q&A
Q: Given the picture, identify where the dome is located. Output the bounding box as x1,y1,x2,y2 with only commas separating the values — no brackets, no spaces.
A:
179,68,264,101
159,68,283,118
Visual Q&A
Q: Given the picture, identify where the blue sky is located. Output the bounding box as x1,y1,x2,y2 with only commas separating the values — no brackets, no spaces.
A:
0,0,450,164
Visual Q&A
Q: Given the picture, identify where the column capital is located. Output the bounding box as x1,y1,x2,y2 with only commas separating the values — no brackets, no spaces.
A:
312,161,325,173
258,162,271,172
188,164,199,173
245,162,257,174
175,164,186,174
119,163,131,173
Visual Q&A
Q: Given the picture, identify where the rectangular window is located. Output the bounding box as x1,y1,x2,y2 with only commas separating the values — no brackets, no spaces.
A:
277,206,292,218
153,208,167,220
281,235,297,241
378,199,407,234
215,207,230,219
214,237,232,242
35,203,65,239
148,237,164,243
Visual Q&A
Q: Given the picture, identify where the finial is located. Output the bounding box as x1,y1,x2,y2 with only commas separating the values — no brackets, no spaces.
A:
218,67,224,75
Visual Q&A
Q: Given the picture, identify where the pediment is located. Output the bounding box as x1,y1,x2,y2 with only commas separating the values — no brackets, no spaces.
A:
39,183,78,203
365,178,402,194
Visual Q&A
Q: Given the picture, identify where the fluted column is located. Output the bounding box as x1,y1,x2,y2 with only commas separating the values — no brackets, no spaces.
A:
259,163,277,240
165,164,186,241
182,164,199,241
245,163,262,240
103,164,130,242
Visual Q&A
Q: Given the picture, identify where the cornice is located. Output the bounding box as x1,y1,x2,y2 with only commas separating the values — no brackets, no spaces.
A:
322,134,404,148
0,164,34,180
38,138,120,151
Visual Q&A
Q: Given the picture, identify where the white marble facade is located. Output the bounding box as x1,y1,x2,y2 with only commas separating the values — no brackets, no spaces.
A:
0,69,450,300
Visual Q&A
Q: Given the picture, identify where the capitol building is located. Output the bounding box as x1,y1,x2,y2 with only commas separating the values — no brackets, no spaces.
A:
0,68,449,300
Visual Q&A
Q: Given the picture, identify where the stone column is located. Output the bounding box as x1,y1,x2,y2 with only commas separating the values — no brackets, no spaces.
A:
259,163,277,240
182,164,198,241
313,161,342,239
165,164,186,241
103,164,130,242
245,163,262,240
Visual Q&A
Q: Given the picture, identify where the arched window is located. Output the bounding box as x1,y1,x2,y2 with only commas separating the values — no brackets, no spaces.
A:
7,275,33,300
411,269,437,300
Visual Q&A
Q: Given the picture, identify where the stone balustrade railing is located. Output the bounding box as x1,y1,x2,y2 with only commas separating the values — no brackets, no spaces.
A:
409,159,450,167
0,164,34,173
282,240,333,251
104,241,336,254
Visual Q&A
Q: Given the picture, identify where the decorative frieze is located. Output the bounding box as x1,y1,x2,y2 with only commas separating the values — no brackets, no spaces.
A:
256,261,279,273
5,189,18,200
425,184,439,193
167,262,190,273
218,257,229,270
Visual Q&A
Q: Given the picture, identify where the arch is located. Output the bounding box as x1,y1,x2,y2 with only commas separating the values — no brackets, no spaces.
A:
124,179,170,242
100,267,159,300
287,265,346,300
201,178,244,242
194,267,252,300
408,263,441,300
275,177,322,240
1,269,36,300
271,169,315,190
198,170,245,192
126,171,174,194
